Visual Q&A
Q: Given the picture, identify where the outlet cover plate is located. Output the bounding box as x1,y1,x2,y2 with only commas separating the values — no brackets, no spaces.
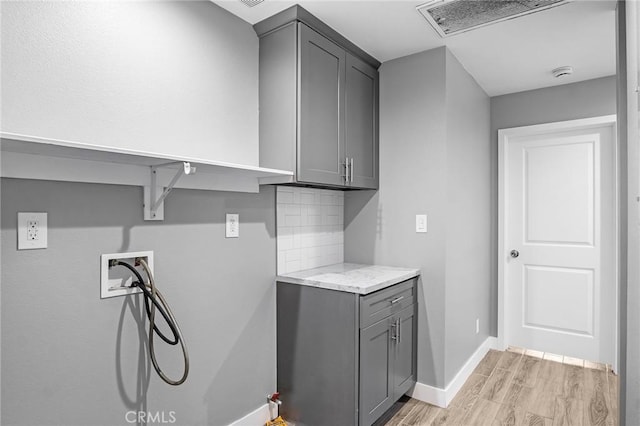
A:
100,251,154,299
226,213,239,238
416,214,427,233
17,212,48,250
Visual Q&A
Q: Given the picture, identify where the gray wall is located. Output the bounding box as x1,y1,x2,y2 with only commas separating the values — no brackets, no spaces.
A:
489,76,617,335
443,50,492,382
345,47,447,387
345,47,492,388
1,1,259,166
1,179,277,426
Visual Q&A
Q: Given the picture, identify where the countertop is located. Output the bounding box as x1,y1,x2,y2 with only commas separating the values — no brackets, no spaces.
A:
276,263,420,295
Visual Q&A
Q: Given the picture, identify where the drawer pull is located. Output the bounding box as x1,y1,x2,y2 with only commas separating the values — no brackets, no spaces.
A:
390,296,404,304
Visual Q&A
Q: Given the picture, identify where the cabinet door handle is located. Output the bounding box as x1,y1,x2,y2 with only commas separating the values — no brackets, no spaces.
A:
390,296,404,304
350,157,354,183
390,319,398,341
397,317,401,344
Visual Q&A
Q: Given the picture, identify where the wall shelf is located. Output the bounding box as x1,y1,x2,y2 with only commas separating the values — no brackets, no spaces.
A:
0,133,295,219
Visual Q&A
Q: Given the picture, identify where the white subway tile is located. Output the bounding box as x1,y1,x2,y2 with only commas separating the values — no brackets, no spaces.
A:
307,214,322,227
328,205,341,216
285,260,302,273
284,205,301,216
325,253,341,266
326,244,340,255
284,214,301,227
292,187,301,204
292,228,302,248
299,205,308,226
278,226,293,237
325,214,339,226
321,194,333,205
300,191,315,205
285,249,302,262
277,256,286,275
318,229,331,246
277,188,294,204
300,232,317,249
278,235,294,251
276,187,345,272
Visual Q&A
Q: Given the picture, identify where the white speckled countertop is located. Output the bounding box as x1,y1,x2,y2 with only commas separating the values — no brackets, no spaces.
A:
276,263,420,295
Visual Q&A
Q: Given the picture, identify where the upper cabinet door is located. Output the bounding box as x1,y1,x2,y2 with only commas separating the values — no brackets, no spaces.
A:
345,54,379,189
297,24,346,187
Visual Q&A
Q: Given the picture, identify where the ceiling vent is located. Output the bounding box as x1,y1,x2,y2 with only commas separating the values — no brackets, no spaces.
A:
417,0,569,38
239,0,265,7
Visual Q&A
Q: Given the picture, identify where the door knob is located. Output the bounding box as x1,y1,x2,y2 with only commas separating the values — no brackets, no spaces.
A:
510,250,520,258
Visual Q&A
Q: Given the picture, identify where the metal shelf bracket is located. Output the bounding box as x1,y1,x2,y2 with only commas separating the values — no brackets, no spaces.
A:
144,162,196,221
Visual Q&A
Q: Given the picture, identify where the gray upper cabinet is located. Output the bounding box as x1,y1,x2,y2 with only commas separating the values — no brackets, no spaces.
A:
298,23,346,186
255,5,380,189
346,54,379,189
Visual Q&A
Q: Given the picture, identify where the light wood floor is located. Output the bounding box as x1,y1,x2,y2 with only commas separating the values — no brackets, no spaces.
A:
383,348,619,426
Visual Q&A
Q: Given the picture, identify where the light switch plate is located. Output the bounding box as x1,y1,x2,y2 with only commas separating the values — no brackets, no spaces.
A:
226,213,239,238
17,212,48,250
416,214,427,233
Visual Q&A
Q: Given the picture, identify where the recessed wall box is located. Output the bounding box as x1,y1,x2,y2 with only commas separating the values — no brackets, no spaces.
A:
100,251,154,299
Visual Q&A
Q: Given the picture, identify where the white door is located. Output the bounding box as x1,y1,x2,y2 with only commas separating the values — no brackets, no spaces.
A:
500,117,616,366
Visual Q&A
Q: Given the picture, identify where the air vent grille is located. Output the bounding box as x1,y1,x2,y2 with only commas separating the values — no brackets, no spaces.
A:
417,0,568,38
239,0,265,7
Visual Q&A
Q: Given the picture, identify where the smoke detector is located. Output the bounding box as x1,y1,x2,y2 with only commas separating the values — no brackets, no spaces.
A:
552,66,574,78
417,0,570,38
239,0,264,7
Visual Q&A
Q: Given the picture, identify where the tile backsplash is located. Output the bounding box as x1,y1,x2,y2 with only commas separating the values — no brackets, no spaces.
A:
276,186,344,275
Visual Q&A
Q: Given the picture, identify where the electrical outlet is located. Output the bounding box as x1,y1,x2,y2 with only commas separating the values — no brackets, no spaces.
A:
27,220,39,240
476,318,480,334
226,213,239,238
18,212,48,250
100,251,154,299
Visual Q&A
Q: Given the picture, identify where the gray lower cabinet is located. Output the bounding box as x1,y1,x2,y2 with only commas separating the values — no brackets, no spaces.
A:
360,305,416,426
277,278,417,426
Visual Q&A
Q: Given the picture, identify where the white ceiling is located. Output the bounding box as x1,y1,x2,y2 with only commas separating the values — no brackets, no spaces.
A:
212,0,617,96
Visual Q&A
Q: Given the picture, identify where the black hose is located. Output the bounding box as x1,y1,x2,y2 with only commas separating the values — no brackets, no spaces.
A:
113,261,179,345
111,259,189,385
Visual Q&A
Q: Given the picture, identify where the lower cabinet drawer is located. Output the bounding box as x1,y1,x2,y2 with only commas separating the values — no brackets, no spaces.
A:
360,278,416,329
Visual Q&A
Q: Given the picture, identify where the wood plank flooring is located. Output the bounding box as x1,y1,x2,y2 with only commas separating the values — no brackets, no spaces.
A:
384,348,619,426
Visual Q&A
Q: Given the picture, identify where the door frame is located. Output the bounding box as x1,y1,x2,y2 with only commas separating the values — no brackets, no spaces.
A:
497,114,618,370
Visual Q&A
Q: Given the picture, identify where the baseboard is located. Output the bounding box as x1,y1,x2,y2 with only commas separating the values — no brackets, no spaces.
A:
228,403,270,426
409,336,499,408
230,337,499,422
409,381,448,408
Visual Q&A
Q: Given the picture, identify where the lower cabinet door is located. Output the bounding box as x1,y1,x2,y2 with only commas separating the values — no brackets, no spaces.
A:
359,317,394,426
393,305,417,397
